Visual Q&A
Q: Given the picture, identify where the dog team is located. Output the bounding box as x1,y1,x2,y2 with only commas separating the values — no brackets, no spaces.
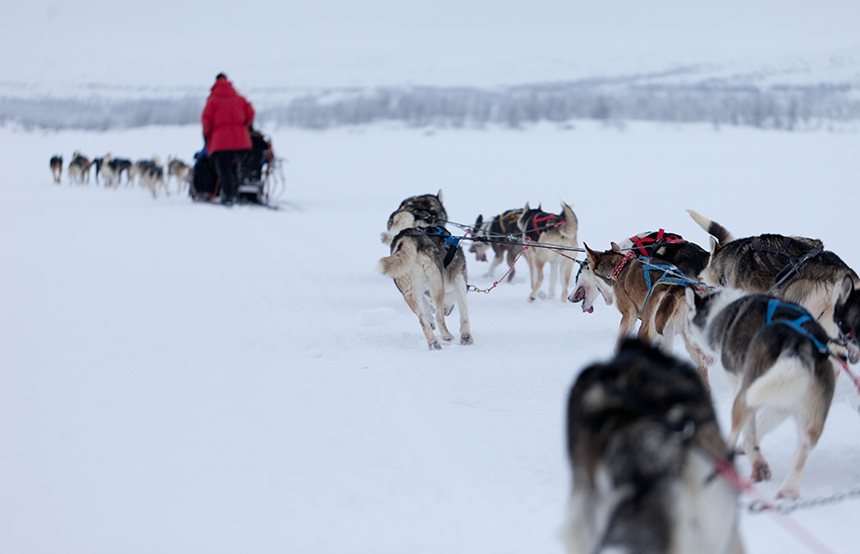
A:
376,190,860,553
50,152,191,198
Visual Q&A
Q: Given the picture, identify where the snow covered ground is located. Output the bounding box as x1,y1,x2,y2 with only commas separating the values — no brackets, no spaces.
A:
2,121,860,553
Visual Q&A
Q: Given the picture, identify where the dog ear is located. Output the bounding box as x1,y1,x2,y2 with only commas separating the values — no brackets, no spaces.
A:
709,236,721,256
523,201,530,212
610,241,622,252
474,214,483,229
838,275,854,306
584,243,599,266
436,189,443,203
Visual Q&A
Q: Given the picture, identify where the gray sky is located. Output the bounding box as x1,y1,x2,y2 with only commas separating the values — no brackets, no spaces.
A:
2,1,860,89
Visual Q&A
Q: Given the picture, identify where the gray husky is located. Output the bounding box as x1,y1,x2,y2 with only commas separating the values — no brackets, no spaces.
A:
688,209,860,362
685,288,838,499
381,190,448,245
376,226,473,350
563,340,744,554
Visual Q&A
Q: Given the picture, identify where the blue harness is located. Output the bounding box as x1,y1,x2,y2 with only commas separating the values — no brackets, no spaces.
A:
425,226,461,267
765,299,830,354
639,257,699,311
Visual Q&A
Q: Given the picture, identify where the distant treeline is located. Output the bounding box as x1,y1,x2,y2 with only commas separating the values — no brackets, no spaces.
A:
3,82,859,131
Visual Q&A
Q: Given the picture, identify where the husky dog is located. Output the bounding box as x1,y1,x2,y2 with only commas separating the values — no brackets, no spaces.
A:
582,242,711,386
685,288,838,499
167,156,192,193
569,230,707,313
381,190,447,245
563,339,744,554
99,154,120,188
135,157,167,198
689,209,860,361
516,202,578,302
67,151,91,185
50,155,62,183
469,209,524,281
376,226,473,350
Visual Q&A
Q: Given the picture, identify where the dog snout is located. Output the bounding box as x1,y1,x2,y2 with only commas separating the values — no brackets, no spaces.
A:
569,286,585,303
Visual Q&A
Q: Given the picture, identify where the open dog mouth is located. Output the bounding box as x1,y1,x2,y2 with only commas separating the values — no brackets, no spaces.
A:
570,287,585,303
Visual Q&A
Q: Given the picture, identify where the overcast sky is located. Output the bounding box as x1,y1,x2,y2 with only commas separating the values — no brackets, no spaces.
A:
2,1,860,89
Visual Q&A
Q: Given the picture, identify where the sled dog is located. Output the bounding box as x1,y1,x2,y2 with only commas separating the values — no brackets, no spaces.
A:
569,230,708,313
135,157,166,198
469,208,524,281
563,339,744,554
376,226,473,350
381,190,448,245
581,242,710,385
67,151,91,185
685,288,838,499
688,209,860,361
167,156,191,193
100,154,121,188
516,202,578,302
50,155,62,183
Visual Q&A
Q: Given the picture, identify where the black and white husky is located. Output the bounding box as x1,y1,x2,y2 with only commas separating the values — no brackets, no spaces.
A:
563,340,744,554
376,226,473,350
685,288,838,499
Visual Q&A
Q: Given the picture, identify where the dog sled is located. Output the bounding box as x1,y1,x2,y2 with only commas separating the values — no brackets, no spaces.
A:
190,127,285,208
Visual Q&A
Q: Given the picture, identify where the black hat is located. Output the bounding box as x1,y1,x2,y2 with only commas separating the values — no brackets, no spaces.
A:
215,73,227,81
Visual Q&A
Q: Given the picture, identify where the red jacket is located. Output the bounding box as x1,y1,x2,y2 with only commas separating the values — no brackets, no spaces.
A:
201,78,255,153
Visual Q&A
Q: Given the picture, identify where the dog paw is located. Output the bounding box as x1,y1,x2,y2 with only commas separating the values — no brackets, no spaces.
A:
441,332,455,342
776,487,800,501
428,340,442,350
528,295,537,303
751,461,772,482
460,334,473,345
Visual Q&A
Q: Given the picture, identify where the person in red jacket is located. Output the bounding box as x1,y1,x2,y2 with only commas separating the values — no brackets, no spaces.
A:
201,73,255,205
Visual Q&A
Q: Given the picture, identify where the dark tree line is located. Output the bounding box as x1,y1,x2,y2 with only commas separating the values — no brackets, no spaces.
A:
2,82,858,131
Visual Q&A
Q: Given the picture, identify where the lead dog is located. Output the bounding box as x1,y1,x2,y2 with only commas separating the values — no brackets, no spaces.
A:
689,209,860,362
563,339,744,554
582,242,711,386
469,208,524,281
50,155,62,183
381,190,447,245
517,202,578,302
685,288,838,499
376,226,473,350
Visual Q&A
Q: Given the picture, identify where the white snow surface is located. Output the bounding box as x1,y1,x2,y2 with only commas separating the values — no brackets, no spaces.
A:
3,121,860,553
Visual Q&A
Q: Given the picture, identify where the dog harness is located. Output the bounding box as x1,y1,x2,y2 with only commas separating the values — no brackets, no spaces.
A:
630,229,686,257
424,226,461,268
522,211,566,242
765,298,830,354
496,209,523,235
751,237,822,289
638,257,702,312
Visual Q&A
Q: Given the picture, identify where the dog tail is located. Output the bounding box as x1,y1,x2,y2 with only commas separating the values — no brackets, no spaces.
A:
375,238,416,279
745,353,810,410
687,209,734,245
654,286,682,335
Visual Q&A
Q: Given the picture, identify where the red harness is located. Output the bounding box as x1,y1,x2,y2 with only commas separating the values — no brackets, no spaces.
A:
629,229,686,257
525,213,565,242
